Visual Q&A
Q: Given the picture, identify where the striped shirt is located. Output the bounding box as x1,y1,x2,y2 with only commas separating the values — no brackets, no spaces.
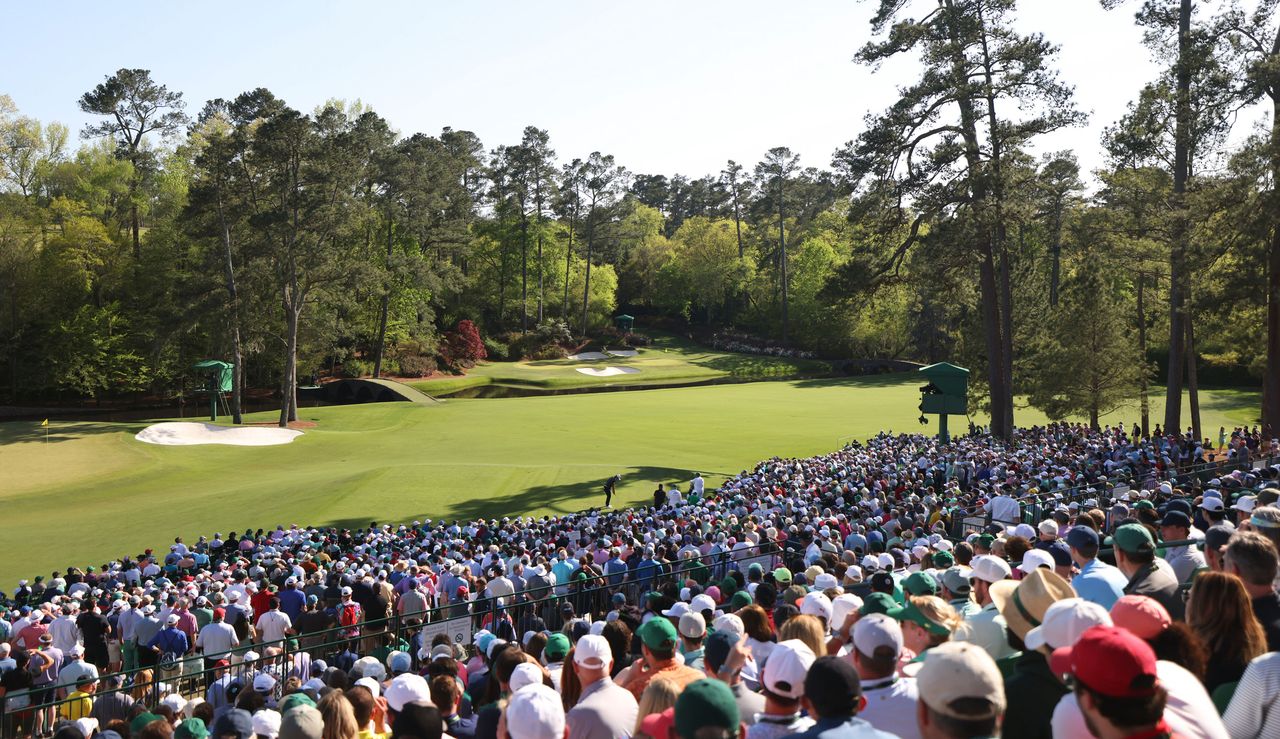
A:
1224,652,1280,739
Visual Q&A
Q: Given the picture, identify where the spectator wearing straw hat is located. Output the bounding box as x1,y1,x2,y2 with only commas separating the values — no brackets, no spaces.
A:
989,568,1075,739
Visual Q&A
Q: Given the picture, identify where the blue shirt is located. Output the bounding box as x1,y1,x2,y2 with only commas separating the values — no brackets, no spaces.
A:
1072,558,1128,610
781,715,899,739
278,589,306,623
148,626,189,656
605,558,628,586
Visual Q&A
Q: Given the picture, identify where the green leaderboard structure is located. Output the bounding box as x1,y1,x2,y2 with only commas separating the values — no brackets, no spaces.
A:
192,359,233,421
918,362,969,443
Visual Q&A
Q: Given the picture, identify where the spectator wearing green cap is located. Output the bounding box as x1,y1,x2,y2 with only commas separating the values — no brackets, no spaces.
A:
1113,524,1184,620
543,633,570,692
888,597,962,673
674,678,743,739
617,616,704,701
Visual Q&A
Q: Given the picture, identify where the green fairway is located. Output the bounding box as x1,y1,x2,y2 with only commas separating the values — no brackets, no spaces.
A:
0,374,1261,587
407,332,833,395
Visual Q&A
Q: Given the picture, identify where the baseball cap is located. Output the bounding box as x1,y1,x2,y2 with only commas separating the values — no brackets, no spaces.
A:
641,708,675,739
1038,520,1059,536
212,709,254,739
916,641,1005,720
690,594,717,614
573,634,612,669
761,639,816,700
703,630,738,674
1199,497,1225,512
638,617,679,650
509,663,543,694
886,597,951,636
1024,598,1113,652
679,612,707,639
674,679,739,739
662,601,691,618
1109,595,1171,640
1017,549,1055,574
166,613,181,625
969,556,1012,584
799,592,832,623
543,633,570,662
1050,625,1159,699
853,613,903,657
830,593,863,629
253,672,278,693
803,656,862,715
712,613,745,638
869,571,895,593
903,571,939,597
506,683,565,739
1233,495,1258,513
1112,524,1156,554
279,704,323,739
773,567,792,583
382,673,432,713
1159,511,1192,529
859,592,898,616
1065,526,1099,550
940,566,971,596
252,710,282,739
175,717,210,739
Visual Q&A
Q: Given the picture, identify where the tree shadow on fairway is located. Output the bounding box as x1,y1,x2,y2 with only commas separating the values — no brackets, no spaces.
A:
785,373,918,390
0,420,140,445
316,465,738,531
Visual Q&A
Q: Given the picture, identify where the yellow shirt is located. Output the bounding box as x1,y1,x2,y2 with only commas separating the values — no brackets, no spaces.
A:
357,729,388,739
60,691,92,720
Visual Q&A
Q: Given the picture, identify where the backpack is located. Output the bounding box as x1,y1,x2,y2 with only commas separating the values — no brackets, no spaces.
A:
339,602,361,628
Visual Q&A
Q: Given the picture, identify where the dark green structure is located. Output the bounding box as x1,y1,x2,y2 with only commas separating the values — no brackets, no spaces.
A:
614,314,635,333
192,359,233,421
918,362,969,443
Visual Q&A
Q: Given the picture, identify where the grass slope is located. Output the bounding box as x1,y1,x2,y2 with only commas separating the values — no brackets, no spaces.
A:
407,333,831,394
0,374,1260,586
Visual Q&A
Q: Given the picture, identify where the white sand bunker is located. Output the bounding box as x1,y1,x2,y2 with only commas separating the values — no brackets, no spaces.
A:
575,366,642,377
606,349,639,357
135,422,303,447
567,351,609,361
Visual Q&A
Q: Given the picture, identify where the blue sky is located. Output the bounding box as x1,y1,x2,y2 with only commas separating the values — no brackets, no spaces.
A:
3,1,1245,180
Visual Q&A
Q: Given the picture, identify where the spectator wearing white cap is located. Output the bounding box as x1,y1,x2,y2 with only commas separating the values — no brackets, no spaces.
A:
746,640,816,739
504,683,565,739
852,615,920,739
679,612,708,671
567,634,638,739
914,641,1005,739
952,557,1015,661
252,708,281,738
54,644,98,697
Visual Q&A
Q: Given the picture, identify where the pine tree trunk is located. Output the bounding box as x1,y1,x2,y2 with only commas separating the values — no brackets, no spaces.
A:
521,214,529,334
373,216,393,378
217,195,243,425
1187,309,1201,442
280,301,299,428
1164,0,1193,434
779,180,789,346
1138,272,1149,437
1263,91,1280,438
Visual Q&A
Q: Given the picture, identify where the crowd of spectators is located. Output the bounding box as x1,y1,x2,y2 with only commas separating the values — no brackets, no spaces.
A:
3,422,1280,739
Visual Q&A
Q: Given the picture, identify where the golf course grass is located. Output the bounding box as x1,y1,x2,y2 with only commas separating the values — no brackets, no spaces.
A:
407,332,832,395
0,372,1262,587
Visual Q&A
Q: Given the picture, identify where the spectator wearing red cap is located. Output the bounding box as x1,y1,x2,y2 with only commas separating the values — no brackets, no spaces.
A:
196,606,239,670
1051,626,1170,738
1051,625,1226,739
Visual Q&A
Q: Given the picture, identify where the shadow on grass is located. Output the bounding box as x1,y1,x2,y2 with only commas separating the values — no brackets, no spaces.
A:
0,421,139,445
315,465,735,531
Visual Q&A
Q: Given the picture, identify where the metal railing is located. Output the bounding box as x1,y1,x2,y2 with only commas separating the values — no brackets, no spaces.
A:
3,543,783,736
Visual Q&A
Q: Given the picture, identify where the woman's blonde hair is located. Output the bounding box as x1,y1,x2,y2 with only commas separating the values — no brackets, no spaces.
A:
911,596,962,646
1188,571,1266,669
778,613,827,658
318,689,359,739
633,677,681,737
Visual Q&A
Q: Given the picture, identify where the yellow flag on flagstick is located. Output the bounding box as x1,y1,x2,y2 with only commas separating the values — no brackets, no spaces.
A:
41,418,48,426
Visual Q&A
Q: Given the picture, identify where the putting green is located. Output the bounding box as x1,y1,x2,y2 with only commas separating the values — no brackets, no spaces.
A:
0,375,1260,587
407,332,832,394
